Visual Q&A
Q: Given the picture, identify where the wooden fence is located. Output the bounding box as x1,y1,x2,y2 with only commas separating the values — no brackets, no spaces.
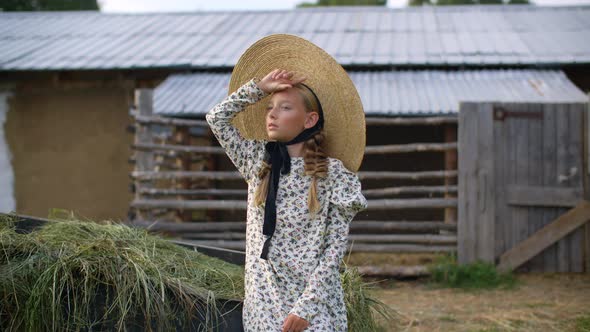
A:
127,88,459,255
458,102,590,273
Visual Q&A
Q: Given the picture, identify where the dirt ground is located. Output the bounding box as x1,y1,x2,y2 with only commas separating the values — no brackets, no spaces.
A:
346,253,590,332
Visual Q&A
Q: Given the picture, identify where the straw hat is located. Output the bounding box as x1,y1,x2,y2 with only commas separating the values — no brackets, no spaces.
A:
228,33,366,173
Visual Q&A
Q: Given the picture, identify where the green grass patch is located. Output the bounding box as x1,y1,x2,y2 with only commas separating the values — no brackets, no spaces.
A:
575,312,590,332
426,253,518,290
438,314,458,322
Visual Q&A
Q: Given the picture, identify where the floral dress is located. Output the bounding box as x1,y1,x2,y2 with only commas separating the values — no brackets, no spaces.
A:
205,78,368,332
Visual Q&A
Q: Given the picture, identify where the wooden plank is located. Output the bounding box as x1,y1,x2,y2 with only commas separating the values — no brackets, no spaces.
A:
135,142,456,155
134,114,209,127
362,185,458,197
458,101,479,264
348,234,457,244
170,239,247,251
505,185,584,207
364,142,457,154
132,170,244,181
527,103,545,272
137,186,458,198
505,102,518,267
128,220,215,231
133,88,155,221
350,221,457,233
350,243,456,253
133,142,225,154
556,103,572,272
542,209,561,272
131,220,456,233
132,198,457,211
457,102,495,264
542,103,559,271
444,123,458,228
365,116,457,126
367,198,457,210
137,188,247,196
131,220,246,232
205,128,220,223
174,125,192,222
497,200,590,273
568,103,586,272
132,170,457,181
183,232,246,240
358,170,457,181
151,150,209,160
169,240,457,253
493,101,508,263
587,95,590,185
477,103,495,263
512,102,531,272
132,199,247,210
177,233,457,244
586,221,590,273
355,265,430,277
585,98,590,272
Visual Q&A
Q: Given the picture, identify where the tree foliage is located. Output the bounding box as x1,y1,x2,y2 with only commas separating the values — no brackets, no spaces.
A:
409,0,530,5
297,0,387,8
0,0,99,11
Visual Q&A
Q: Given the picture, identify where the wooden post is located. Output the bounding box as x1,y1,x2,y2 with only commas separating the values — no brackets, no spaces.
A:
133,89,155,221
457,102,496,265
584,96,590,272
206,128,218,223
443,122,458,234
173,125,192,222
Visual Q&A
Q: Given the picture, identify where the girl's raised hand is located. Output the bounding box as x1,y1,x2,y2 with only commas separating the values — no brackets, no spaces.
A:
257,69,307,94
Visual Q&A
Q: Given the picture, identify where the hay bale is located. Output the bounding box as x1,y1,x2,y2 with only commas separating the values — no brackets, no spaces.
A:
0,213,393,331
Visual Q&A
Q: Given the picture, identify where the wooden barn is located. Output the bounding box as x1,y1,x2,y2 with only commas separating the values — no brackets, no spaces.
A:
0,4,589,273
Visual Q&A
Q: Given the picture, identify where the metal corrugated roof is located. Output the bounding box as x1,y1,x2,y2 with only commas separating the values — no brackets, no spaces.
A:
1,5,590,71
153,69,589,117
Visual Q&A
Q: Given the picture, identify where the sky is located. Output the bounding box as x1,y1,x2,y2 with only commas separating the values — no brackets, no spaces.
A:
99,0,590,12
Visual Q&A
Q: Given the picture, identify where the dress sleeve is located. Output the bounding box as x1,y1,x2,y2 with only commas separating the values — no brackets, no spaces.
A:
288,159,368,323
205,78,270,184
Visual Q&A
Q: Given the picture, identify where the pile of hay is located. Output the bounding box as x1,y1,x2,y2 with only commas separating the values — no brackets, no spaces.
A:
0,213,392,331
0,213,245,331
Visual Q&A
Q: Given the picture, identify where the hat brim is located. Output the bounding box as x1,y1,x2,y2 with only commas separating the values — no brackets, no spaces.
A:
228,33,366,173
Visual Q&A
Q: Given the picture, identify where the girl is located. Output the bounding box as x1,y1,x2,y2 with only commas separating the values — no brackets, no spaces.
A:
206,36,367,332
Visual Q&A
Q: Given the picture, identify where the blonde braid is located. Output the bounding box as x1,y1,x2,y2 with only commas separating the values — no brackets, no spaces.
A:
253,159,271,207
303,130,328,218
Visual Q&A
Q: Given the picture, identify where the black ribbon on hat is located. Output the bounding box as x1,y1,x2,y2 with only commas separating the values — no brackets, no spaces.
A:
260,83,325,260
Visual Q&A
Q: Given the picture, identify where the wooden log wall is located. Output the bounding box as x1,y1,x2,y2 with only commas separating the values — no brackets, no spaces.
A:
128,101,459,254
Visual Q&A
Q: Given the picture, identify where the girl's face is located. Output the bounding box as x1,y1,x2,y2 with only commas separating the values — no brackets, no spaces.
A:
265,87,319,142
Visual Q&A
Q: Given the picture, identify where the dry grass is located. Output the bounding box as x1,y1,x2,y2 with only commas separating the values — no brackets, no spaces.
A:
345,252,445,267
0,212,391,331
369,273,590,332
